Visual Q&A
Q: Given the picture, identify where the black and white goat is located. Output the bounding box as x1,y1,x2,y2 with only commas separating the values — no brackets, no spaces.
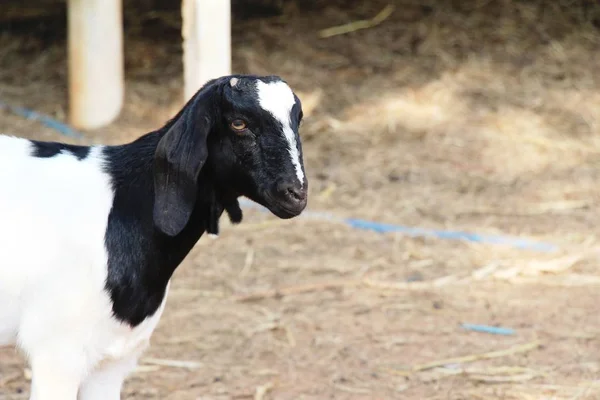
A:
0,75,307,399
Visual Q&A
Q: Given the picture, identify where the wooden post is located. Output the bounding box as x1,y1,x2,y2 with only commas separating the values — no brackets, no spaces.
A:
182,0,231,101
68,0,124,130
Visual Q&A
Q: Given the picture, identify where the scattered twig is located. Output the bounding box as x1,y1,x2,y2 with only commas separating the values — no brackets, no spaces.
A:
506,274,600,287
333,383,371,394
385,341,542,375
140,357,203,370
469,372,540,383
284,325,296,348
234,275,462,302
492,255,584,279
240,247,255,276
254,381,274,400
460,366,546,383
388,364,545,384
319,5,395,38
234,280,361,302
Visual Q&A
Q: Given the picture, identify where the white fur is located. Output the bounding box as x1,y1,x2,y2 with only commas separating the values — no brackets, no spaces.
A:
256,80,305,186
0,135,168,400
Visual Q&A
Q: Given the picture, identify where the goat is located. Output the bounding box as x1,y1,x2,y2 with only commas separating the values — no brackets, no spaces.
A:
0,74,308,400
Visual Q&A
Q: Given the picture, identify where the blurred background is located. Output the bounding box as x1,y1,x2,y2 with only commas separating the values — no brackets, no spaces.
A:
1,0,600,399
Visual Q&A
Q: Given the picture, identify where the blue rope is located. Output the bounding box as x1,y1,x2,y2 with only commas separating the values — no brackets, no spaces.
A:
345,218,558,252
0,101,84,139
238,199,560,253
461,323,515,336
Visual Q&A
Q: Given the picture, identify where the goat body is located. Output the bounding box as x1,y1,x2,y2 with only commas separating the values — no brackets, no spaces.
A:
0,136,168,399
0,74,307,399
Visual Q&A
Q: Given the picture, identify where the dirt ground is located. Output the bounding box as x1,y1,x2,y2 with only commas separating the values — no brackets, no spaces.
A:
2,0,600,398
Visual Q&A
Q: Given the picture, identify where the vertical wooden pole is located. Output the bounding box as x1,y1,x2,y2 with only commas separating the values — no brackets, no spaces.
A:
182,0,231,101
68,0,124,130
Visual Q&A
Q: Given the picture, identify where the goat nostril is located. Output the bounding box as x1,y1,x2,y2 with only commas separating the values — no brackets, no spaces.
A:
287,188,299,200
286,187,306,202
284,187,305,201
275,181,306,204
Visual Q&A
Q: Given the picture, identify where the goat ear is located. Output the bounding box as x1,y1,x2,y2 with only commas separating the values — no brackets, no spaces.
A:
153,108,211,236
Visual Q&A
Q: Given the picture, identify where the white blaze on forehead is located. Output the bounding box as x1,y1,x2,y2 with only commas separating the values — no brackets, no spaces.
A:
255,80,305,186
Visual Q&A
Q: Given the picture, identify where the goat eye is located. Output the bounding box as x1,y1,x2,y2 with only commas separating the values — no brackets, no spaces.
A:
230,119,247,132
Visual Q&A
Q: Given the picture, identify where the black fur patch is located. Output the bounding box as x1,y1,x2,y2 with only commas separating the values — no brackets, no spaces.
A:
102,134,240,327
30,140,90,160
102,132,223,327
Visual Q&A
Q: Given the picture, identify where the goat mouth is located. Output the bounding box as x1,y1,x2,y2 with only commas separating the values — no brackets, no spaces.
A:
261,192,306,219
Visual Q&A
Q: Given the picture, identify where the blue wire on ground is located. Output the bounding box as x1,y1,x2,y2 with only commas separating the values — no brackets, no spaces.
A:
345,218,558,252
461,324,516,336
238,199,560,253
0,101,84,139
